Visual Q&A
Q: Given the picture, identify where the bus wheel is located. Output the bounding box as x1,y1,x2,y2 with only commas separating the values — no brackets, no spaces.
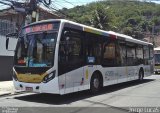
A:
90,73,102,94
155,71,158,74
139,69,144,81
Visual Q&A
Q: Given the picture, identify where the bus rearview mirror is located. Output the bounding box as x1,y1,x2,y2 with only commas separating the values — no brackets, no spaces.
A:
5,37,18,51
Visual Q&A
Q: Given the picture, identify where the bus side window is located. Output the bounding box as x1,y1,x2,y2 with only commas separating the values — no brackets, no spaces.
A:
58,28,84,75
102,40,116,67
116,40,126,66
136,45,144,65
85,33,102,64
126,43,136,66
144,46,149,65
104,43,115,59
149,46,154,59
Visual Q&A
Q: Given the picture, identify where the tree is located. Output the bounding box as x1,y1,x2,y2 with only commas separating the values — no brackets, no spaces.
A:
62,0,160,40
90,3,112,30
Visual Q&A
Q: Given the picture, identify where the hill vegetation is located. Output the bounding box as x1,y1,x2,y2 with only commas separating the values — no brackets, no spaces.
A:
60,0,160,39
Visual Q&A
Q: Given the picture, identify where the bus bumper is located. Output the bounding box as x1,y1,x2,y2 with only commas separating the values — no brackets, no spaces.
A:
13,77,60,94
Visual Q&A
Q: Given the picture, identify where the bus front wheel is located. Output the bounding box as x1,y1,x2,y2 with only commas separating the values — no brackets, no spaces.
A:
90,73,102,94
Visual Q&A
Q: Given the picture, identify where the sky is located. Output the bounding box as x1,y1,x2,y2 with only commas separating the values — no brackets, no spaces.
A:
53,0,160,9
52,0,103,9
42,0,160,10
0,0,103,10
0,0,160,10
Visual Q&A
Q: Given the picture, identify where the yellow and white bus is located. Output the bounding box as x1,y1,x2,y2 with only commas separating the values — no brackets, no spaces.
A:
8,19,154,94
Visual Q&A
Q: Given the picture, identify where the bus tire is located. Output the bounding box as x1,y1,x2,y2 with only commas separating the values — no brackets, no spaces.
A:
139,69,144,81
90,72,102,94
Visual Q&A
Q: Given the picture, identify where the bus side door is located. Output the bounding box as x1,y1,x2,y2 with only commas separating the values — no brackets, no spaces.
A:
58,28,85,94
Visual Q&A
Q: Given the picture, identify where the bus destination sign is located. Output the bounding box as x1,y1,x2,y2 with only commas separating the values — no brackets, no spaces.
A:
25,23,59,33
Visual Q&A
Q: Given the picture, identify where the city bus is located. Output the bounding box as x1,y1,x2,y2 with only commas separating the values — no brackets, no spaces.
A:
7,19,154,95
154,47,160,74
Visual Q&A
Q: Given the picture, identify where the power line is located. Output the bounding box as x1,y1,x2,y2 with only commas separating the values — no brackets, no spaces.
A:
48,5,68,17
46,2,80,21
52,1,69,9
61,0,76,6
42,1,67,17
0,1,12,6
0,4,8,7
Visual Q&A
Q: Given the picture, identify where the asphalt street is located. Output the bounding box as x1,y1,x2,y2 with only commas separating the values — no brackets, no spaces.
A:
0,75,160,113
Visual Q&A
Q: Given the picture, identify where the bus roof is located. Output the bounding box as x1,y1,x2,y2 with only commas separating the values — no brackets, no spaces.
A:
24,19,153,46
107,31,153,46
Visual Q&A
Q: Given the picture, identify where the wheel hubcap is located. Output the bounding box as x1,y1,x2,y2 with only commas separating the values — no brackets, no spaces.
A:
93,78,99,89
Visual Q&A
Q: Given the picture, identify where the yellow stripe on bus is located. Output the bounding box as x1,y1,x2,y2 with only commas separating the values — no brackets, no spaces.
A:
16,73,47,83
86,69,89,79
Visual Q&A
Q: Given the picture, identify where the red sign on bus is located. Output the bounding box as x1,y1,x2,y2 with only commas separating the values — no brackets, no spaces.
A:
25,24,53,33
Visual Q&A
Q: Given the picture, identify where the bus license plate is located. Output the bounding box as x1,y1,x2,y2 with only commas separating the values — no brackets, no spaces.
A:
25,87,33,92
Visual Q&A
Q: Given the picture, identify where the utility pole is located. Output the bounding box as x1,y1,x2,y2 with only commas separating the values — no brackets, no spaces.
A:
25,0,38,24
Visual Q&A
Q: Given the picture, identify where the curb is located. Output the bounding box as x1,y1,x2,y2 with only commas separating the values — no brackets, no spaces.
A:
0,92,11,97
0,91,25,97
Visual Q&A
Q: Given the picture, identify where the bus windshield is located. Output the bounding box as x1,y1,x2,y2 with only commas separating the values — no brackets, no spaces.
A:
155,54,160,65
15,32,57,67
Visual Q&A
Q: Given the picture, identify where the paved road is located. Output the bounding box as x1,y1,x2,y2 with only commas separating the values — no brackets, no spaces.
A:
0,75,160,113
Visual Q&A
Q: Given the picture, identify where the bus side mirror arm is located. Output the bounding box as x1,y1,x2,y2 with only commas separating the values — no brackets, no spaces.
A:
6,38,9,50
6,32,18,51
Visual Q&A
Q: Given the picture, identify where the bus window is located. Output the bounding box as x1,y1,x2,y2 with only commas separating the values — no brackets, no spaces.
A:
117,40,126,66
126,43,136,66
102,40,116,67
58,28,84,75
15,33,57,67
104,43,115,59
144,46,149,65
149,46,154,59
15,37,28,66
85,33,102,64
136,45,144,65
155,54,160,64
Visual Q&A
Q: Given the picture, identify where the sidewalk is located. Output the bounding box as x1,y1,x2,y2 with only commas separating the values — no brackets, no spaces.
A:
0,81,15,96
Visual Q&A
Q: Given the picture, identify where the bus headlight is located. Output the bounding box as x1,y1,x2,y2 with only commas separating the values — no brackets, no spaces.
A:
43,70,56,83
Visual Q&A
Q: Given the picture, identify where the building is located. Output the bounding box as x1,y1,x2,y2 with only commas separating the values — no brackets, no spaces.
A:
0,6,60,34
0,6,60,81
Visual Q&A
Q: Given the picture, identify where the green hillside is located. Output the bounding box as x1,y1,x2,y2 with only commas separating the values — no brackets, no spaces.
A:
60,0,160,39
